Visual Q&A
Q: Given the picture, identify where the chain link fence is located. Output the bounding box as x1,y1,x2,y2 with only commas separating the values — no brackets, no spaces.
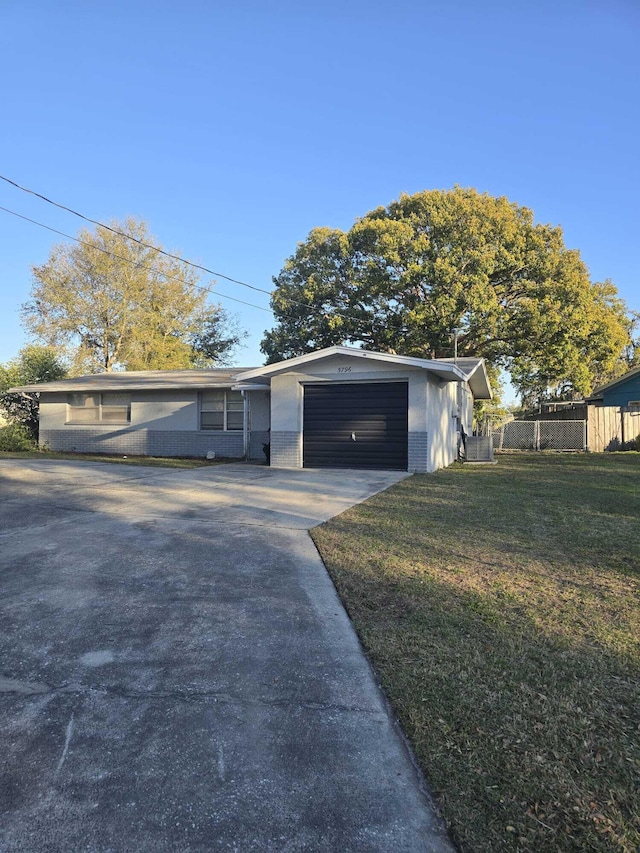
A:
492,420,586,451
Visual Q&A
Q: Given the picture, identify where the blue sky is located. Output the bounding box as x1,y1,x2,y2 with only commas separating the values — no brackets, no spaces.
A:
1,0,638,398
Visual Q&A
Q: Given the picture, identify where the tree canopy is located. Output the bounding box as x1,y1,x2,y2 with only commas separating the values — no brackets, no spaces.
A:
23,217,244,373
0,345,68,439
262,188,631,402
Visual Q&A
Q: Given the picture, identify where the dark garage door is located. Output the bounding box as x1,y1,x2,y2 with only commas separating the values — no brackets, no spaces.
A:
303,382,408,470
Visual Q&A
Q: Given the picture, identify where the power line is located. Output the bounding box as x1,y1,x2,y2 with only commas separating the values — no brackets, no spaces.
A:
0,204,272,314
0,172,359,322
0,173,272,296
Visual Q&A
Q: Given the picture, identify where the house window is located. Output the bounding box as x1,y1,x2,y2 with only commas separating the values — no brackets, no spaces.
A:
67,393,131,424
200,390,244,431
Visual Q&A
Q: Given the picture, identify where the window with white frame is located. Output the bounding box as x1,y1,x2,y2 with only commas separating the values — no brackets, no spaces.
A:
67,392,131,424
200,390,244,431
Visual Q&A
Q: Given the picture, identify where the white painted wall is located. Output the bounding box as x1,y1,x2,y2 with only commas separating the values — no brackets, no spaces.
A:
426,375,459,472
408,373,428,433
270,373,304,432
460,382,474,434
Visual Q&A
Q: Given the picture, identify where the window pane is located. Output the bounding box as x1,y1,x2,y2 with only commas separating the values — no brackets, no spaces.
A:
226,411,244,430
101,407,130,422
226,393,244,412
102,393,130,407
67,392,100,422
101,393,130,422
201,411,224,430
68,393,99,408
67,407,100,423
201,391,225,412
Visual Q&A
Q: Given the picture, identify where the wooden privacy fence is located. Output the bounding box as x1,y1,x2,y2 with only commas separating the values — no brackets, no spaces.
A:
587,406,640,452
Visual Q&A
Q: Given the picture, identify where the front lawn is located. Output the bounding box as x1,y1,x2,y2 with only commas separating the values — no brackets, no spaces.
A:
312,453,639,852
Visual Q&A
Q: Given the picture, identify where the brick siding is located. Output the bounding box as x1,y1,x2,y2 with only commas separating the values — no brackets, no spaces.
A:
270,431,301,468
408,431,429,473
40,429,245,459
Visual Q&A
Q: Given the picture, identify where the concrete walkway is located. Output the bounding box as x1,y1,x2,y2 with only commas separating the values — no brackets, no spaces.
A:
0,460,454,852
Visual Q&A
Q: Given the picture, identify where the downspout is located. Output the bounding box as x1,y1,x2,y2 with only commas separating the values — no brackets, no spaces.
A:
241,390,249,459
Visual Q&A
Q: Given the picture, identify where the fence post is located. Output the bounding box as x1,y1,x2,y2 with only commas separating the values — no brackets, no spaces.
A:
534,421,540,451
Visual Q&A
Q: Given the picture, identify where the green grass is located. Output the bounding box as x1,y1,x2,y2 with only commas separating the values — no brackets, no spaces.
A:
0,450,234,468
312,453,640,852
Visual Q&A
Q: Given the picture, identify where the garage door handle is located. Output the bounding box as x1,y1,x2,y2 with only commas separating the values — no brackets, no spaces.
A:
351,432,356,441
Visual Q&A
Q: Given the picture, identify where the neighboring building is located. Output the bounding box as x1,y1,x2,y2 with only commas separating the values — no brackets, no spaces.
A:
511,365,640,451
586,365,640,411
585,365,640,450
10,346,492,473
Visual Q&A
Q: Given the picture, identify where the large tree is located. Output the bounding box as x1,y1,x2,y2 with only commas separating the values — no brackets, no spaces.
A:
23,217,244,373
0,345,68,439
262,188,631,401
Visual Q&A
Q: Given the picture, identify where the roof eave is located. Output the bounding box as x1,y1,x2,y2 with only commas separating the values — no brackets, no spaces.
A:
588,364,640,399
237,345,493,398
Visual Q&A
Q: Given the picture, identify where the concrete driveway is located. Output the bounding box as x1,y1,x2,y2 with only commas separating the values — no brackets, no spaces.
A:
0,460,454,852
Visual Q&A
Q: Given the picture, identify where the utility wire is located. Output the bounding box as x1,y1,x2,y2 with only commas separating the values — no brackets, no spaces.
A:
0,204,272,314
0,172,359,322
0,173,272,295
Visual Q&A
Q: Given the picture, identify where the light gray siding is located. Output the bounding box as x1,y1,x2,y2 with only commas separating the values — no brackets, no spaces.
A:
39,390,200,432
248,390,270,431
39,389,244,458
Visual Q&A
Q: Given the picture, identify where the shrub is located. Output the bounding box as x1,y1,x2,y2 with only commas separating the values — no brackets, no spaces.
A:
0,423,37,451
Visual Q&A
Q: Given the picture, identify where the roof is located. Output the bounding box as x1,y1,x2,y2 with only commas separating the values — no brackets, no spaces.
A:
9,346,493,399
10,368,256,393
236,346,493,398
586,364,640,401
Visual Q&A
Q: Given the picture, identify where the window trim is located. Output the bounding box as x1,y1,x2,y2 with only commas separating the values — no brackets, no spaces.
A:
199,389,244,432
66,392,131,425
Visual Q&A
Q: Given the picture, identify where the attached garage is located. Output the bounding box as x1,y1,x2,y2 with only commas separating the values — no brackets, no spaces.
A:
303,382,408,470
236,346,492,473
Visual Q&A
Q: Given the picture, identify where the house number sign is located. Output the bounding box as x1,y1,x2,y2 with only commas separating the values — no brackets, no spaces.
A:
337,366,352,373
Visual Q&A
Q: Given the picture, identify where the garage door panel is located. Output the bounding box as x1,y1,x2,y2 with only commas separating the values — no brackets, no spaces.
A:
303,382,408,470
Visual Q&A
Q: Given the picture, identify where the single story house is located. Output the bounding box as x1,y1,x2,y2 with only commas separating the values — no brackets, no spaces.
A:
11,346,492,473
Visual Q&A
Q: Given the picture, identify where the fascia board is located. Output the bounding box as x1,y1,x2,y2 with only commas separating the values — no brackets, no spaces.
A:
236,346,467,382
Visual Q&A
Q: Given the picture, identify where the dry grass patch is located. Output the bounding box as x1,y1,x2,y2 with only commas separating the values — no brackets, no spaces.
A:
0,450,227,468
312,453,639,852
